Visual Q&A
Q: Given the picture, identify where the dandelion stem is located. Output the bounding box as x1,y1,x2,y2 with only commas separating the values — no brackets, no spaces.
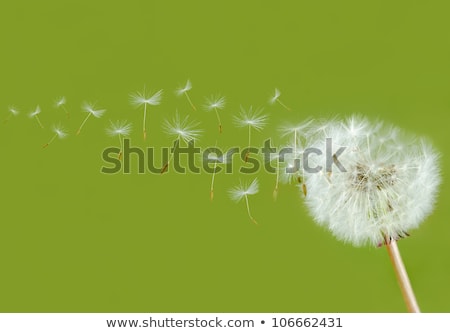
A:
244,195,257,224
245,125,251,162
143,103,147,140
210,161,217,201
385,238,420,313
161,139,179,174
76,113,91,135
276,99,291,111
214,108,222,133
42,133,57,148
118,134,123,160
62,105,70,119
184,92,196,111
35,115,44,129
273,158,279,200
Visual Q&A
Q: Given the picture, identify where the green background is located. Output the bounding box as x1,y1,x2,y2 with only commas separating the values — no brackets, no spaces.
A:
1,1,449,312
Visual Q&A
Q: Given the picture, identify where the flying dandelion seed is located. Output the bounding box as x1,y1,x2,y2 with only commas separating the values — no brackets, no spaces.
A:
161,111,202,174
205,146,231,201
130,87,163,140
203,94,225,133
228,178,259,224
106,120,132,160
175,79,196,111
42,124,67,148
54,96,70,118
233,106,268,162
301,115,441,312
29,105,44,128
4,106,20,124
76,102,106,135
269,88,291,111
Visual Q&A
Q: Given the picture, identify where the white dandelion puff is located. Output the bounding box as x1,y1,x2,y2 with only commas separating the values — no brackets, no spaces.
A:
42,124,67,148
130,87,163,140
4,106,20,124
203,94,226,133
269,88,291,111
301,115,441,312
54,96,70,118
229,178,259,224
175,79,196,111
233,105,268,162
106,120,133,160
29,105,44,128
76,102,106,135
161,112,202,174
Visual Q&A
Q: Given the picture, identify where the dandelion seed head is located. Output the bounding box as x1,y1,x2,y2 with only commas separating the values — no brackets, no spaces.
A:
82,102,106,118
233,106,268,131
175,79,192,96
204,95,226,111
106,120,132,137
163,112,202,143
228,178,259,202
130,89,163,107
302,115,441,247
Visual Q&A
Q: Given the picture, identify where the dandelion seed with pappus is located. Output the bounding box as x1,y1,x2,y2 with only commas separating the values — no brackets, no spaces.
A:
176,79,196,111
233,106,268,162
130,87,163,141
29,105,44,128
54,96,70,118
204,95,225,133
269,88,291,111
42,124,67,148
205,146,231,201
76,102,106,135
106,120,132,160
4,106,20,124
161,111,202,174
228,178,259,224
301,115,441,312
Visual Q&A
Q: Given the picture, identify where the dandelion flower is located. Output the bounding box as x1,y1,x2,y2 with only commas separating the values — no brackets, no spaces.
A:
29,105,44,128
229,178,259,224
130,87,163,140
233,106,268,162
42,124,67,148
106,120,132,160
161,111,202,174
4,106,20,124
269,88,291,111
203,94,226,133
54,96,70,118
301,115,441,312
205,146,231,201
76,102,106,135
175,79,196,111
